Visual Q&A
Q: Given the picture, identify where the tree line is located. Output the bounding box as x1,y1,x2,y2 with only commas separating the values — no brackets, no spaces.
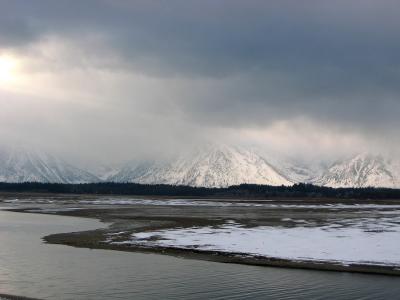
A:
1,182,400,199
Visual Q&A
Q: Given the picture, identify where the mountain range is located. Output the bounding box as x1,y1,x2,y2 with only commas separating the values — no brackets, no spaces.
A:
0,144,399,188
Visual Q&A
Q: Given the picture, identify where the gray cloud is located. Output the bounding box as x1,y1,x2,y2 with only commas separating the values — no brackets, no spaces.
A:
1,0,400,161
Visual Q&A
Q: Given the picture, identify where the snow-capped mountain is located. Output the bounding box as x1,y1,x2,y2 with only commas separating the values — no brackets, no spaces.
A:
109,145,293,187
314,153,400,188
0,145,100,183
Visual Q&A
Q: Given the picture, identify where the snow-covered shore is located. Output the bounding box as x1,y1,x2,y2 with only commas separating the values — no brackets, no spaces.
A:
109,216,400,268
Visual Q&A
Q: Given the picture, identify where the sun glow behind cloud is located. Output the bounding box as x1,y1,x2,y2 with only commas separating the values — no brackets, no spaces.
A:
0,55,19,84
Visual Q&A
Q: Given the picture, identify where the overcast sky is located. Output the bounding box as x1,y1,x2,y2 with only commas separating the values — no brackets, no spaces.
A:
1,0,399,163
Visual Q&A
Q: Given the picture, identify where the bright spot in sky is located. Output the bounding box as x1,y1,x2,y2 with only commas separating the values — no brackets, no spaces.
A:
0,55,18,84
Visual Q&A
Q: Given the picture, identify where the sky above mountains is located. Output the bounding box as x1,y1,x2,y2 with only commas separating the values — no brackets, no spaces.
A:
0,1,399,163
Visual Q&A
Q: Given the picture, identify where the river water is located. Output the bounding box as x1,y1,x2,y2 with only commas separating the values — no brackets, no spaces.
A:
0,210,399,300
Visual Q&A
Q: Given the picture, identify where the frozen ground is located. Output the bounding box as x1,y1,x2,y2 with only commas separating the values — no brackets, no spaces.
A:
109,216,400,267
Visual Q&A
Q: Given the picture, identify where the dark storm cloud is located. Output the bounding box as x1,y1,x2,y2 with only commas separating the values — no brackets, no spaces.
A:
1,0,400,157
3,1,400,75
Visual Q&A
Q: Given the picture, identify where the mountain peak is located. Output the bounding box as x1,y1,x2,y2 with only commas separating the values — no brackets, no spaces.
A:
315,153,399,188
110,144,293,187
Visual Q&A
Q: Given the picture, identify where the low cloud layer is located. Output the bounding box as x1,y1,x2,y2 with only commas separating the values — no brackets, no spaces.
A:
1,1,399,163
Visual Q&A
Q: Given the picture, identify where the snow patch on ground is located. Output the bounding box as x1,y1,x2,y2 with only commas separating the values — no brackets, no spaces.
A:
111,217,400,266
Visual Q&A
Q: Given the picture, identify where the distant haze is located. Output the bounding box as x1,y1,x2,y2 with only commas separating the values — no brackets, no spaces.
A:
1,1,400,164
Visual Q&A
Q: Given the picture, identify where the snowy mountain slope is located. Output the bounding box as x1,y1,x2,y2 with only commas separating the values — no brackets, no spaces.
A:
266,156,325,183
313,153,400,188
109,145,294,187
83,163,119,181
284,163,317,183
0,145,100,183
